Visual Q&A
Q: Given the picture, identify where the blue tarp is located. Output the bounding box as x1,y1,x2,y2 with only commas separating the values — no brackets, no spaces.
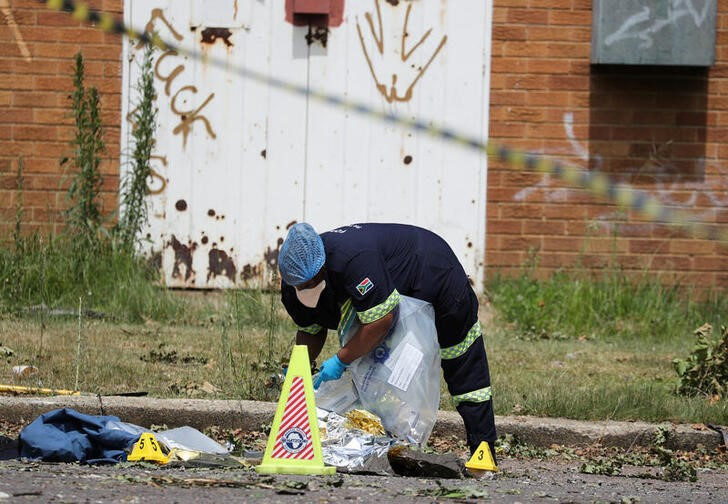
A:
18,408,140,464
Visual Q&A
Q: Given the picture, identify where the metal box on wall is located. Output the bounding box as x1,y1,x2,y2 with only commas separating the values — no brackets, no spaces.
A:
591,0,717,66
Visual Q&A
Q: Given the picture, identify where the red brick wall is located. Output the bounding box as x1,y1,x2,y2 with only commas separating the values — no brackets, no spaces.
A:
487,0,728,287
0,0,122,237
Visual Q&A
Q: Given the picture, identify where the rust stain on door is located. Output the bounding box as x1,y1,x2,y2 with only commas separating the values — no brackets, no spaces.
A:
207,247,237,282
200,27,234,47
264,238,285,269
169,235,197,283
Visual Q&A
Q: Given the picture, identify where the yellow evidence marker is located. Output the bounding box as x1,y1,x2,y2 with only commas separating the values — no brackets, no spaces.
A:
256,345,335,475
465,441,498,474
127,432,169,464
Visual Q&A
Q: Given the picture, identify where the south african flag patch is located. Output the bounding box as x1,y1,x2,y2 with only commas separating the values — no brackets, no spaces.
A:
356,277,374,296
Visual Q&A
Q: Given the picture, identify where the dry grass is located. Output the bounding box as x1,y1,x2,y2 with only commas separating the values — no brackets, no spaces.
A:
1,293,726,425
482,315,728,424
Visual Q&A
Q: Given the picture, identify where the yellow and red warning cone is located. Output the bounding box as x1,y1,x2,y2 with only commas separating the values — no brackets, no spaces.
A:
256,345,335,475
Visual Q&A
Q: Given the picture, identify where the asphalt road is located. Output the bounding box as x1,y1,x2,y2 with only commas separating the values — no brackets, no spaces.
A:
1,457,727,503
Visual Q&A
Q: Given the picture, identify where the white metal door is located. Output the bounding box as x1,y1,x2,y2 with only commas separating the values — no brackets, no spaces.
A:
121,0,492,289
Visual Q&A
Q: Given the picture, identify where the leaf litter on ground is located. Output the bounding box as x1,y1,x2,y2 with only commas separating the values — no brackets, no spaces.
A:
403,480,489,499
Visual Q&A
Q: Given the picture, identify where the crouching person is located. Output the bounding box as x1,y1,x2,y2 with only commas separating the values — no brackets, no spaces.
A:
278,222,496,455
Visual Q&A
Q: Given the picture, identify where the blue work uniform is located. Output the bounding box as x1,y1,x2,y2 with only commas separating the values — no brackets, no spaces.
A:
280,223,496,453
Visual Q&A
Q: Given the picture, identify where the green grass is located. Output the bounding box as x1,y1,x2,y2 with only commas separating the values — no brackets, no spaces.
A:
0,245,725,425
0,49,177,325
484,329,727,423
0,290,296,402
486,269,727,342
0,236,188,323
482,267,727,423
2,289,725,425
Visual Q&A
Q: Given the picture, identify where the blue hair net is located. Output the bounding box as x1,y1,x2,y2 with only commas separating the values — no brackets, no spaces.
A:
278,223,325,286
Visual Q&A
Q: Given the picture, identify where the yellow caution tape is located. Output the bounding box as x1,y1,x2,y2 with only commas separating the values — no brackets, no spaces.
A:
0,384,81,396
38,0,728,244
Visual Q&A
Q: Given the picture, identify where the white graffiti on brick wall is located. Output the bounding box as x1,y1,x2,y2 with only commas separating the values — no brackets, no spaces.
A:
513,111,728,234
605,0,714,50
514,112,593,204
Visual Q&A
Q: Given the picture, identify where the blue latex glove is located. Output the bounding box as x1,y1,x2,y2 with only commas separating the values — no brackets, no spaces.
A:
313,354,349,389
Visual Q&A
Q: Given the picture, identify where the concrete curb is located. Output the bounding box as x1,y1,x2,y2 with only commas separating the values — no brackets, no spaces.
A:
0,395,723,451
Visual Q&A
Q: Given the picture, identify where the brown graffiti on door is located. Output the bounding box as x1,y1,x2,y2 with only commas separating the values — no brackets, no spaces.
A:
139,9,218,146
356,0,447,103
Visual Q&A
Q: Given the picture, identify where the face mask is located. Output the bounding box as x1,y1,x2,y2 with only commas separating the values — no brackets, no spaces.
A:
296,280,326,308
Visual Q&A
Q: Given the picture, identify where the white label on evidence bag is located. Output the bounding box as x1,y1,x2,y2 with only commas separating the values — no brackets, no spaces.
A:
384,331,415,372
386,343,423,392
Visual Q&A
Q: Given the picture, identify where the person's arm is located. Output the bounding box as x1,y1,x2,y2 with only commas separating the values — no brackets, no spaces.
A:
296,328,327,364
337,311,394,364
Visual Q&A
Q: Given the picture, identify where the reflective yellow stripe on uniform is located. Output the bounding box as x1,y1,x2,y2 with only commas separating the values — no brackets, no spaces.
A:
297,323,322,335
440,321,481,360
451,386,492,406
358,290,400,324
337,299,356,342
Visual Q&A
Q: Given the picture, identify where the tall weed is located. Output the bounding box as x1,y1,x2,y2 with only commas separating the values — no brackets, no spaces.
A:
0,237,183,322
0,50,183,323
64,52,105,252
673,323,728,399
215,283,293,400
8,158,25,304
117,43,156,251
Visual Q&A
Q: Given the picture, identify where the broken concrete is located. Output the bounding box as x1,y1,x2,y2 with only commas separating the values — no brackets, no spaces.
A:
387,445,464,479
